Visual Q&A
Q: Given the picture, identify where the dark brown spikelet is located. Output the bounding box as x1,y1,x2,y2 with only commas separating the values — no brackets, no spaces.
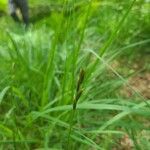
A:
76,89,83,102
73,88,83,110
73,68,85,110
77,69,85,92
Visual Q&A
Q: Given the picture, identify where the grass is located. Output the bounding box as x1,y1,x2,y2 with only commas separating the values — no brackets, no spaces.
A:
0,0,150,149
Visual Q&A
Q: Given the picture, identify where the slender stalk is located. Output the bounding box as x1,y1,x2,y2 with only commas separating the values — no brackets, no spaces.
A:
67,68,85,149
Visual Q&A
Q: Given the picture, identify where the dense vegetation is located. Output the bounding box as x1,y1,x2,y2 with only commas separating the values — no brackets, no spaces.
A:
0,0,150,149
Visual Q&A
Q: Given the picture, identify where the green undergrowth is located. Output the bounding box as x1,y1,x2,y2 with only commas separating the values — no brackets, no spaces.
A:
0,0,150,149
